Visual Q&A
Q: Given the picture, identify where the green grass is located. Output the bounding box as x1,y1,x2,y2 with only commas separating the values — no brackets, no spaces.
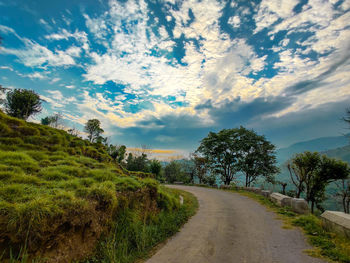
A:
85,188,198,263
227,188,350,263
0,111,194,262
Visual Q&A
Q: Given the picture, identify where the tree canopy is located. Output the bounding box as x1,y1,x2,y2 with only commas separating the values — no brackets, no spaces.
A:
3,89,42,120
287,151,349,213
84,119,104,143
197,126,278,186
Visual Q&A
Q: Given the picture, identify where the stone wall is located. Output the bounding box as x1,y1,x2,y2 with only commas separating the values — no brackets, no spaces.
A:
321,211,350,238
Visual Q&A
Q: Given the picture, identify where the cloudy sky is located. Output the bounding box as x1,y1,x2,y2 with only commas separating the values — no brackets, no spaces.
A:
0,0,349,155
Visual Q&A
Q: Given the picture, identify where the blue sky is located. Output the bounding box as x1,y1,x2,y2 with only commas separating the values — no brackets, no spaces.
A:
0,0,349,155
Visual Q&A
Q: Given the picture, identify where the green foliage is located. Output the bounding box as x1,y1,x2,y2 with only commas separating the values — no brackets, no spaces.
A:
126,153,149,172
164,161,182,183
197,126,278,186
287,151,349,213
4,89,42,120
84,119,104,143
149,159,162,179
293,215,350,262
0,110,185,262
86,189,198,263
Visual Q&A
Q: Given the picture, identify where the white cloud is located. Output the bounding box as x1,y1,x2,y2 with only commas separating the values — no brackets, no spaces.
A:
27,72,46,79
0,38,77,67
228,16,240,28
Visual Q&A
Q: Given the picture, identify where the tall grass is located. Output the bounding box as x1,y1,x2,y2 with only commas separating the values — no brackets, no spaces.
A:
0,111,194,262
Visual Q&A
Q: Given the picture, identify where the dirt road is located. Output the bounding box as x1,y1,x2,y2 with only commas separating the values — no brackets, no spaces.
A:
146,185,326,263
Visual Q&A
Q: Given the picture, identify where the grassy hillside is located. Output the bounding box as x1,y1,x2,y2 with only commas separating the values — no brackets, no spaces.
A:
0,111,196,262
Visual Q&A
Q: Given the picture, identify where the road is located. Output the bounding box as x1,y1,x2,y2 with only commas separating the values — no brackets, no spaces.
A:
146,185,326,263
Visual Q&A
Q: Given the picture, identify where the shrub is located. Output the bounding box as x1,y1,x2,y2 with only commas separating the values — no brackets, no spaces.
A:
15,126,40,136
0,122,12,135
89,169,116,182
114,177,142,192
0,137,23,145
88,182,118,211
23,135,49,146
0,151,39,173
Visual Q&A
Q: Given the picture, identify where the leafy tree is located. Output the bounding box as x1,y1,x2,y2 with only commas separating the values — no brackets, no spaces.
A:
236,127,279,187
149,159,162,181
41,113,63,128
287,151,320,198
203,174,217,186
334,178,350,214
181,159,196,184
307,155,349,213
288,151,349,213
67,127,79,137
164,161,182,183
197,129,240,185
126,153,149,172
84,119,104,143
117,145,126,163
197,127,278,186
4,89,42,120
41,116,51,125
0,85,8,106
192,153,208,184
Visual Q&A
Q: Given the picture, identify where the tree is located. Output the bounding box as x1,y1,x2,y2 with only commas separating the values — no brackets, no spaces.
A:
192,153,208,184
307,155,349,213
4,89,42,120
197,127,278,186
84,119,104,143
164,161,182,183
197,129,240,185
41,113,63,128
108,144,126,163
236,127,279,187
126,152,149,172
0,85,8,106
149,159,162,181
67,127,79,137
334,178,350,214
288,151,349,213
287,152,320,198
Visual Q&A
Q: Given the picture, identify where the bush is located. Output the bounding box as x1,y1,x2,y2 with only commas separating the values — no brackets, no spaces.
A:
88,182,118,211
0,137,23,145
15,126,40,136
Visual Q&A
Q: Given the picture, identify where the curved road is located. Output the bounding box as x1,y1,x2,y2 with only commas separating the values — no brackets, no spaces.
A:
146,185,326,263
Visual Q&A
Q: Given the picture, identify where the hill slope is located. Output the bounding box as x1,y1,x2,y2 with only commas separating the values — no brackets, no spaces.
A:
276,134,349,164
0,111,192,262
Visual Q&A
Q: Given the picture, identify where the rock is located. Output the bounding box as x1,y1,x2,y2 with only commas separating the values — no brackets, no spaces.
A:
321,211,350,238
179,195,184,205
245,187,262,194
261,190,271,198
291,198,309,214
269,193,292,207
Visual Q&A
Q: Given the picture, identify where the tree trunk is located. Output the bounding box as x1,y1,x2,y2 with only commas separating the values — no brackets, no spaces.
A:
343,196,347,213
346,198,350,214
311,201,315,214
225,177,231,185
282,184,287,195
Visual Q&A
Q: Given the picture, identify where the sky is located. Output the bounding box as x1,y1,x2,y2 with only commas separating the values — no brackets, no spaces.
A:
0,0,349,157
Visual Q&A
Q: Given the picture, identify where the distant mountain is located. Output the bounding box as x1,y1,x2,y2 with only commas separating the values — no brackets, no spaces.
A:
276,134,350,164
322,145,350,164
